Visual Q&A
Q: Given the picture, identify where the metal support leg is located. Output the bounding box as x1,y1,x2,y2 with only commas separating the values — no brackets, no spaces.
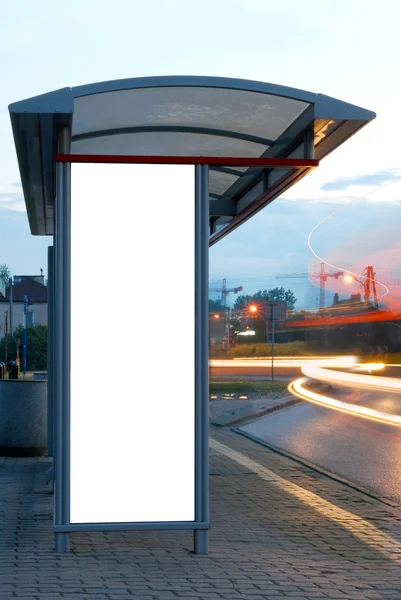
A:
194,529,209,554
55,532,70,553
54,128,71,553
194,164,210,555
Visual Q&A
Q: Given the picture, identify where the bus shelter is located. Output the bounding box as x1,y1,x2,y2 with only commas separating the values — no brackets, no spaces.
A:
8,76,375,554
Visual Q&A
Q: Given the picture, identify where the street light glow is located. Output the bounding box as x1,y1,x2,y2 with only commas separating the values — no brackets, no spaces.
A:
249,304,258,313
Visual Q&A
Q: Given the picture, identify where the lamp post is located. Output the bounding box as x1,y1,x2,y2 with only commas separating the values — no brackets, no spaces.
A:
226,307,231,351
246,302,282,382
270,302,275,383
247,303,275,382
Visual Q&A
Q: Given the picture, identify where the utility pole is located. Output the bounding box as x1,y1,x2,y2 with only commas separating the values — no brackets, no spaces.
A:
16,337,20,374
23,295,28,377
4,309,8,367
271,303,275,383
226,307,231,350
8,277,13,337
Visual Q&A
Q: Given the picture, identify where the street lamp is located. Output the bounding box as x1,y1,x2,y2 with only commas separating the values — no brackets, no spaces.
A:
247,304,260,340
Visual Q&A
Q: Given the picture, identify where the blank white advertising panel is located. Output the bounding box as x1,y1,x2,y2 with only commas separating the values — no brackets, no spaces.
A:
70,164,195,524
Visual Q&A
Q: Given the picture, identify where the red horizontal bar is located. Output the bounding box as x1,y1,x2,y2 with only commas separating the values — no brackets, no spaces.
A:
54,154,319,168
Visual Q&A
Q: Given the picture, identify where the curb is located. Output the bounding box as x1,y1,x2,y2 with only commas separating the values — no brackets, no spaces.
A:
209,380,331,429
210,395,300,428
232,427,401,512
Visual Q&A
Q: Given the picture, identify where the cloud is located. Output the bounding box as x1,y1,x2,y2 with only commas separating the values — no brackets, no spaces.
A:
321,169,401,191
0,193,26,212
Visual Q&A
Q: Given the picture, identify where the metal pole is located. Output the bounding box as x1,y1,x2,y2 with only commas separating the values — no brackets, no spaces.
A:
23,295,27,377
194,164,210,554
271,303,275,383
62,135,71,543
47,246,54,458
4,310,8,367
54,127,71,553
8,277,13,337
16,337,20,373
227,307,231,350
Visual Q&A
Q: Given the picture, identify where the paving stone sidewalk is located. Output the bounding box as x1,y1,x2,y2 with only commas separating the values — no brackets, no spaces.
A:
2,428,401,599
209,392,299,427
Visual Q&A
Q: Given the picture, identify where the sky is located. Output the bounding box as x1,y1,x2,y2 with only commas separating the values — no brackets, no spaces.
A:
1,0,401,310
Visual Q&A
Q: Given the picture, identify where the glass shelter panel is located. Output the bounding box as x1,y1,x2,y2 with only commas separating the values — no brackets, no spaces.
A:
209,177,401,506
70,163,195,524
73,86,309,141
71,131,268,158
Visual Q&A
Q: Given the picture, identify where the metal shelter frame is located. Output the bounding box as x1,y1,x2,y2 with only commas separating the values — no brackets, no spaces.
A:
8,76,376,554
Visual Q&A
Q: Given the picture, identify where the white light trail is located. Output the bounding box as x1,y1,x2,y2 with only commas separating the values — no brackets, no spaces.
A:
288,377,401,428
301,357,401,394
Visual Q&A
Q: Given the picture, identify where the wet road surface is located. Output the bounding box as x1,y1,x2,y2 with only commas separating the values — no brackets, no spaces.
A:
240,387,401,505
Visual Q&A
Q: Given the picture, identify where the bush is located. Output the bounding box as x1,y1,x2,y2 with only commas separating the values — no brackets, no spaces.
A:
227,341,313,358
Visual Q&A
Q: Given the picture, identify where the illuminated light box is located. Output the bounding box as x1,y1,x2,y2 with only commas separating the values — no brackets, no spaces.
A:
70,163,195,524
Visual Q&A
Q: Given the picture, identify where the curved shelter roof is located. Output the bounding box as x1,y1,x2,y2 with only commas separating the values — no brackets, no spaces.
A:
8,76,375,241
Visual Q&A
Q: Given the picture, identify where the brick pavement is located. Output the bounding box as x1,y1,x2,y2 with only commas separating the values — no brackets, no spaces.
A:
2,428,401,599
209,393,298,427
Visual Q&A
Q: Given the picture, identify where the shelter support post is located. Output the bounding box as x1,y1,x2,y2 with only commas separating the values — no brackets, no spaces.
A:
47,246,54,460
54,128,71,553
194,164,210,555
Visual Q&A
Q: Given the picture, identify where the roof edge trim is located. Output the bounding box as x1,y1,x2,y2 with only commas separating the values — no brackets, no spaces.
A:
71,75,317,103
315,93,376,121
8,87,74,115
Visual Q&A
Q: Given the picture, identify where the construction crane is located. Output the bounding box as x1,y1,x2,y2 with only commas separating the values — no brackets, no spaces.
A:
209,278,243,306
275,262,344,309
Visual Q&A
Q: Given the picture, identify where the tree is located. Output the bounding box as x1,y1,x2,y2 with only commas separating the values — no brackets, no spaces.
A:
0,324,47,371
208,298,225,312
229,288,297,343
233,287,297,311
0,263,11,286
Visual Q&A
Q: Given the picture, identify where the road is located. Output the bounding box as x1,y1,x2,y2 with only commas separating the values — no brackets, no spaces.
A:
212,359,401,503
210,357,318,379
240,382,401,505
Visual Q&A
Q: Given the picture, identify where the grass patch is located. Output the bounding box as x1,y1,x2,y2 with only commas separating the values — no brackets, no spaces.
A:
210,380,288,394
383,353,401,364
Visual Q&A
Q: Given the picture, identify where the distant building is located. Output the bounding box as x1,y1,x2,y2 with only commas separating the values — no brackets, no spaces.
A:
13,271,45,286
331,293,363,310
0,274,47,337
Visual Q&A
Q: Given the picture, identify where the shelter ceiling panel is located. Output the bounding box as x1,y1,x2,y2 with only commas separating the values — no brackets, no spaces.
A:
73,87,309,142
71,132,268,157
209,171,240,196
